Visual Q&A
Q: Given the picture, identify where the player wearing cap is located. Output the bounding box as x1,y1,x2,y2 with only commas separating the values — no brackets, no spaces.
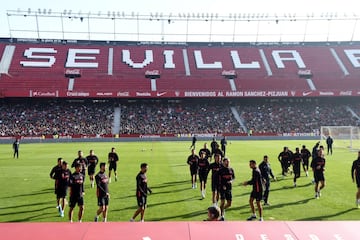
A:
243,160,264,221
351,151,360,208
218,157,235,220
198,151,210,199
94,162,110,222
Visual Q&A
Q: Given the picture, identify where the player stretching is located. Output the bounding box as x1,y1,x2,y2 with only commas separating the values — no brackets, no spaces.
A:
243,160,264,221
218,157,235,220
94,162,110,222
208,153,222,206
311,149,326,199
351,151,360,208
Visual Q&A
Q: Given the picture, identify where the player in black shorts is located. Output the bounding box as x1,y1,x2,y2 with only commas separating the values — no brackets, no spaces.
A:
278,146,292,178
71,150,88,181
311,149,326,199
208,153,222,206
199,143,211,161
218,157,235,220
243,160,264,221
292,147,302,187
49,157,63,210
351,151,360,208
68,163,85,222
198,151,210,199
187,149,199,189
57,161,71,217
130,163,152,222
108,147,119,183
94,162,110,222
86,149,99,188
301,145,311,177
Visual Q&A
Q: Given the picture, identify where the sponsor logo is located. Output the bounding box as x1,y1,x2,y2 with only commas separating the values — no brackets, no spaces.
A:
302,91,312,96
96,92,113,96
136,92,152,97
291,91,296,96
117,91,130,97
298,69,313,77
66,91,90,97
156,92,167,97
145,70,160,78
175,91,180,97
339,91,352,96
319,91,334,96
64,69,81,78
32,91,57,97
221,70,237,77
357,91,360,95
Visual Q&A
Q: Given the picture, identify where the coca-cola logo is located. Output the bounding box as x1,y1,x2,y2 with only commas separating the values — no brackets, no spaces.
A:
298,69,312,77
222,70,237,76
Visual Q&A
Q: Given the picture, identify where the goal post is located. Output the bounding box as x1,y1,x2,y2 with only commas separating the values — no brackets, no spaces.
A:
320,126,360,151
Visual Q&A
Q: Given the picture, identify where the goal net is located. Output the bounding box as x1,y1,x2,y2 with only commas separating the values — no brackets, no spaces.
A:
320,126,360,151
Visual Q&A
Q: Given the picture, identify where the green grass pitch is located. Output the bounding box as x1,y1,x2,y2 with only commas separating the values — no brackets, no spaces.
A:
0,139,359,222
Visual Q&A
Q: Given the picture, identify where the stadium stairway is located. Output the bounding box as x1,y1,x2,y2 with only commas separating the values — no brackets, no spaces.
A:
230,106,247,133
112,106,121,135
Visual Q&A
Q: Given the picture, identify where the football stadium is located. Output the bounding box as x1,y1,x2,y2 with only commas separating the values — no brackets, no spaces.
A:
1,1,360,239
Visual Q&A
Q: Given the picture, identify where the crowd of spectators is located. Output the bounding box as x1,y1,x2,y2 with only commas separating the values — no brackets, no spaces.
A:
237,99,360,134
0,98,359,137
0,100,114,137
120,102,241,135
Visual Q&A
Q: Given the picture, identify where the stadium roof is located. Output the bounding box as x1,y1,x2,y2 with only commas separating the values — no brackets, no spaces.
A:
1,0,360,42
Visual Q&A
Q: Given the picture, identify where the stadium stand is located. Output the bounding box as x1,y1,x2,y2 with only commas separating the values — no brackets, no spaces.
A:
0,98,359,137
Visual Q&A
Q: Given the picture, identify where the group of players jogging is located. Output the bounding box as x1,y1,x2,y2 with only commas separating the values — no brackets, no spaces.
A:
187,139,340,221
49,148,119,222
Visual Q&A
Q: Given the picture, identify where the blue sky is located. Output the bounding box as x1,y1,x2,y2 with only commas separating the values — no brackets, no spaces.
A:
1,0,358,41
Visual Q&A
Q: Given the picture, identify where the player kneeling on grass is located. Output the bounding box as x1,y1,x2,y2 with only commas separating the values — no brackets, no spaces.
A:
243,160,264,221
94,162,110,222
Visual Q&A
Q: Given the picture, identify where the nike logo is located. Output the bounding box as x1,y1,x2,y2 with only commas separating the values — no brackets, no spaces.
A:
156,92,167,97
302,91,312,96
